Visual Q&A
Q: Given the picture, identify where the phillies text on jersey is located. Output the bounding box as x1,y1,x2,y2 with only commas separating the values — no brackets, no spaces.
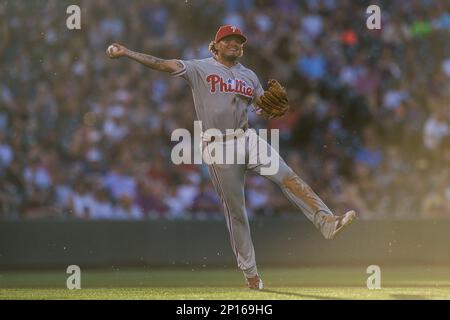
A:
206,74,255,98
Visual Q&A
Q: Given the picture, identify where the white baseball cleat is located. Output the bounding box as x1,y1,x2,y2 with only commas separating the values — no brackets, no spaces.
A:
321,210,357,240
246,275,264,290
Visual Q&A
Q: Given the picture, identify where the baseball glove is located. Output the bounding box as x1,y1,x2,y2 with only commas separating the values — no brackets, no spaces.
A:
254,79,289,119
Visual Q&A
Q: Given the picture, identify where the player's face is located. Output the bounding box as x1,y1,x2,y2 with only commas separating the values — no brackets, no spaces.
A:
217,35,244,60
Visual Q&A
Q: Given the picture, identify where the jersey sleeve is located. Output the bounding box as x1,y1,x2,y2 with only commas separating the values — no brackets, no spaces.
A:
171,59,200,86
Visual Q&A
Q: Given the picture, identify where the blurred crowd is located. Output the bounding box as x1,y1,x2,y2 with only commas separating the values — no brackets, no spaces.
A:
1,0,449,220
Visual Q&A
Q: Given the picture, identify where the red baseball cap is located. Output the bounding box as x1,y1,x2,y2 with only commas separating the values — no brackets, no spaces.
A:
214,25,247,44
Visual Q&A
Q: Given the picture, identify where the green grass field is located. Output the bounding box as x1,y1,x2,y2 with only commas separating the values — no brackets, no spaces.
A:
1,266,449,300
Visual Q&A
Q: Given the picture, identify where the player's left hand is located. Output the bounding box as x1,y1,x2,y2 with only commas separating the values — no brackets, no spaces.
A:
254,79,289,119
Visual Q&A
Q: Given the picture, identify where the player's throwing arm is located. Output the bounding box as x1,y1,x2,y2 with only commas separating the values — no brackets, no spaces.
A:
106,43,184,74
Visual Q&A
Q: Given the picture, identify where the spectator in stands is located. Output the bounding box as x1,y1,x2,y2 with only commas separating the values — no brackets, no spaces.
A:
115,194,144,220
190,182,221,219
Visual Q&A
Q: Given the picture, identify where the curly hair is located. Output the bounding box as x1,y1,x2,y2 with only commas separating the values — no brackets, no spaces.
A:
208,41,244,57
208,41,219,56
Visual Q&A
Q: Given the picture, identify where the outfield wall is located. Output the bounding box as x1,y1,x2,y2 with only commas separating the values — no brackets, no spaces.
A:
0,218,449,269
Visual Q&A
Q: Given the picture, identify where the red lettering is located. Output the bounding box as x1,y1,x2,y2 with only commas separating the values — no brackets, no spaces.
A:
236,80,241,93
219,78,228,92
207,74,255,98
206,74,220,93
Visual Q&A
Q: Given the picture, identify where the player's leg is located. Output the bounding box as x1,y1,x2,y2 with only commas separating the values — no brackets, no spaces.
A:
246,130,356,239
202,139,260,280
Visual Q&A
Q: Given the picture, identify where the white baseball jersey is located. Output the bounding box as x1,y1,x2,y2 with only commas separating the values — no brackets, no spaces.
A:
172,57,265,133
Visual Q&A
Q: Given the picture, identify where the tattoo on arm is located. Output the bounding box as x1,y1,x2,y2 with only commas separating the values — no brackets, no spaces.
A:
127,51,173,73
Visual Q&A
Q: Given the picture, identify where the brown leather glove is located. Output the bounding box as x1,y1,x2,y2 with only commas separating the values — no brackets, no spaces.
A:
254,79,289,119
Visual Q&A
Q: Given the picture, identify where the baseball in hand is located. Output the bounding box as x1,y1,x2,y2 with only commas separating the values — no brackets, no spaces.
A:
108,45,119,55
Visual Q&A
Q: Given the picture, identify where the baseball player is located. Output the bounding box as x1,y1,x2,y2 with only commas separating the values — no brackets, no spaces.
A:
106,25,356,290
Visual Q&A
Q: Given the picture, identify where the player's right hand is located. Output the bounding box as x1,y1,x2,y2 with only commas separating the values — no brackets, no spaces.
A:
106,43,127,59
